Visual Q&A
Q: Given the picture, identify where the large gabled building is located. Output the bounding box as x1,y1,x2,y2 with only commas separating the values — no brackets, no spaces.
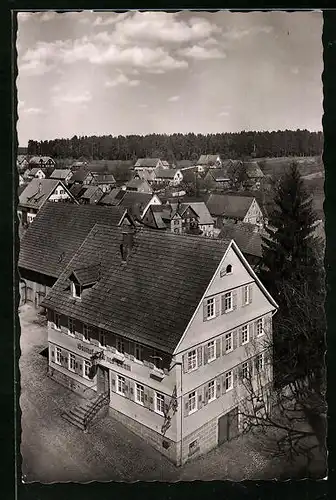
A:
42,226,278,466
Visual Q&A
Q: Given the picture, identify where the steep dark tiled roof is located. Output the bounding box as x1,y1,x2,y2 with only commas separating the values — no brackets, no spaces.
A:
218,223,263,258
93,173,116,184
70,169,93,183
19,178,67,209
99,188,126,206
208,168,230,182
42,225,232,353
19,202,125,278
155,168,180,179
206,194,254,219
80,185,104,203
118,192,156,212
50,169,72,180
135,158,161,168
126,178,152,191
72,264,101,286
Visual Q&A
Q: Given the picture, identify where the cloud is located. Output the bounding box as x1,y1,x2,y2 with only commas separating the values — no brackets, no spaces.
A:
291,67,300,75
19,58,55,76
17,12,33,23
168,95,180,102
93,12,129,27
23,107,45,115
54,90,92,105
218,111,230,117
179,45,226,60
139,104,148,108
39,11,58,22
105,72,140,88
222,25,273,42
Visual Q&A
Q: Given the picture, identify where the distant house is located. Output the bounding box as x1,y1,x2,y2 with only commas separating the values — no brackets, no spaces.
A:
154,168,183,186
126,178,153,194
92,173,116,192
118,192,162,219
71,160,88,170
18,178,77,225
196,154,222,172
50,169,73,185
205,194,264,228
69,184,86,200
19,174,25,186
133,168,157,183
99,188,126,206
69,169,95,186
176,160,195,170
29,156,55,168
183,200,215,237
24,167,46,180
79,186,104,205
204,169,231,191
17,155,29,170
134,158,164,171
142,202,200,235
243,161,265,190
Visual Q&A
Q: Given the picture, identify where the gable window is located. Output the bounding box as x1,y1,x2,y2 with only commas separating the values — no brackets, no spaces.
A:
135,383,144,405
187,349,197,372
225,371,233,391
117,375,125,395
55,347,62,365
83,323,89,341
68,317,75,336
207,340,216,362
188,391,197,414
241,325,249,345
225,332,233,353
256,318,264,337
68,353,76,372
255,353,264,372
241,361,249,380
208,380,215,402
54,312,61,330
243,285,250,305
226,264,232,274
223,292,233,313
206,297,215,319
83,360,91,379
155,392,165,415
116,337,125,353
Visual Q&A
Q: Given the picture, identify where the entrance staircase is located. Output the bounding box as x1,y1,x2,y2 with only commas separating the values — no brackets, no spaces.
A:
62,391,110,432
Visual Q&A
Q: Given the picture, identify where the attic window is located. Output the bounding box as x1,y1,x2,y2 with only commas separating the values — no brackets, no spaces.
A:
72,282,81,299
226,265,232,274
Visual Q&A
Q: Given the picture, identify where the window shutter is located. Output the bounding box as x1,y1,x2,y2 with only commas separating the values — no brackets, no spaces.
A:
216,338,221,358
265,315,272,336
129,384,134,397
75,362,78,370
182,354,188,373
238,328,242,347
203,386,208,405
50,347,54,358
233,330,238,350
249,360,254,377
198,390,203,409
221,337,226,356
221,294,225,315
248,284,253,304
241,287,246,307
203,345,208,365
215,295,220,317
249,323,254,341
184,396,189,417
254,321,258,338
197,346,203,367
203,301,207,322
124,379,130,396
216,378,221,398
111,372,116,391
233,369,238,388
144,387,150,408
149,389,155,410
79,363,82,372
233,290,238,310
221,374,226,395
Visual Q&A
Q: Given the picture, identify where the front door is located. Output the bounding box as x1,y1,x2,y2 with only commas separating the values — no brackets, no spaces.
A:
218,407,239,446
96,366,109,394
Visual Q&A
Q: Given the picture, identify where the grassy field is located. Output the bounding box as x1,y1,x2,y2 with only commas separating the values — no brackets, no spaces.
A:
257,156,324,178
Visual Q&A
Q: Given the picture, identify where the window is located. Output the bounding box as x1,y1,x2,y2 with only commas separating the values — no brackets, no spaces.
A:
225,332,233,353
116,337,125,353
243,285,250,305
208,380,215,402
241,325,249,345
155,392,165,415
60,189,64,195
68,353,76,372
54,312,61,330
83,323,89,341
255,353,264,372
135,383,144,405
187,349,197,371
206,297,215,319
68,317,75,336
55,347,62,365
189,439,199,455
241,361,249,380
223,292,233,313
225,371,233,391
83,360,91,378
99,331,106,347
226,264,232,274
256,318,263,337
207,340,216,362
72,282,81,298
117,375,125,395
134,343,143,361
188,391,197,414
174,220,179,225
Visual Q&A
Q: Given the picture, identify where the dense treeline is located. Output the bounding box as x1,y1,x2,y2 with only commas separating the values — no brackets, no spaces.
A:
27,130,323,162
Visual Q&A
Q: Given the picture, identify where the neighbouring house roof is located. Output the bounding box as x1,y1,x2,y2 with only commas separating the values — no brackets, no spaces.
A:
18,202,126,278
205,194,254,219
134,169,156,182
118,191,156,212
70,184,86,198
71,161,87,168
70,169,93,183
72,264,101,287
29,156,55,164
28,167,43,176
244,161,264,179
50,169,72,180
99,188,126,206
221,159,242,169
176,160,195,169
126,178,153,192
42,224,233,353
17,155,28,164
183,201,214,226
146,206,168,229
93,173,116,184
80,185,104,202
19,178,72,210
218,222,263,258
197,154,221,165
170,202,199,220
134,158,161,168
155,168,181,180
208,168,230,182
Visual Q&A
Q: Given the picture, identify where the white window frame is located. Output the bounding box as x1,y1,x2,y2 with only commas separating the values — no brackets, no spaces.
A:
243,285,250,305
135,383,144,405
208,380,216,402
206,297,215,319
155,392,165,415
241,361,249,380
225,332,233,353
72,282,81,299
223,292,233,313
188,391,197,415
207,340,216,362
68,317,75,336
241,325,249,345
83,360,91,379
187,349,197,372
256,318,264,337
225,371,233,391
54,312,61,331
83,323,89,341
55,346,62,365
117,375,125,395
68,353,76,372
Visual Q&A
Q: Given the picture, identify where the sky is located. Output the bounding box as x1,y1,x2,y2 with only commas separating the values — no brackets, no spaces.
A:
16,10,323,146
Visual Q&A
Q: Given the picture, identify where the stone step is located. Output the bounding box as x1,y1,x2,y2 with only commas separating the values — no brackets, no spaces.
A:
68,408,86,422
61,412,86,431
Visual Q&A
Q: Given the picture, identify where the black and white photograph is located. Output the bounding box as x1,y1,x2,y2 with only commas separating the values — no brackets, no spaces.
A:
16,10,326,482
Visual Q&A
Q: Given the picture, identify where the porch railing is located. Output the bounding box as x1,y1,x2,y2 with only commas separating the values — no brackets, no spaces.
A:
83,391,110,431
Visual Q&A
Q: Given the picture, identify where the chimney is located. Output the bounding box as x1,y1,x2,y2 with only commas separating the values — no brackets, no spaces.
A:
120,227,135,261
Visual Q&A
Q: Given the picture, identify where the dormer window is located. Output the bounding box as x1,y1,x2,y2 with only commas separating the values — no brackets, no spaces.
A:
69,264,101,299
72,282,81,299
